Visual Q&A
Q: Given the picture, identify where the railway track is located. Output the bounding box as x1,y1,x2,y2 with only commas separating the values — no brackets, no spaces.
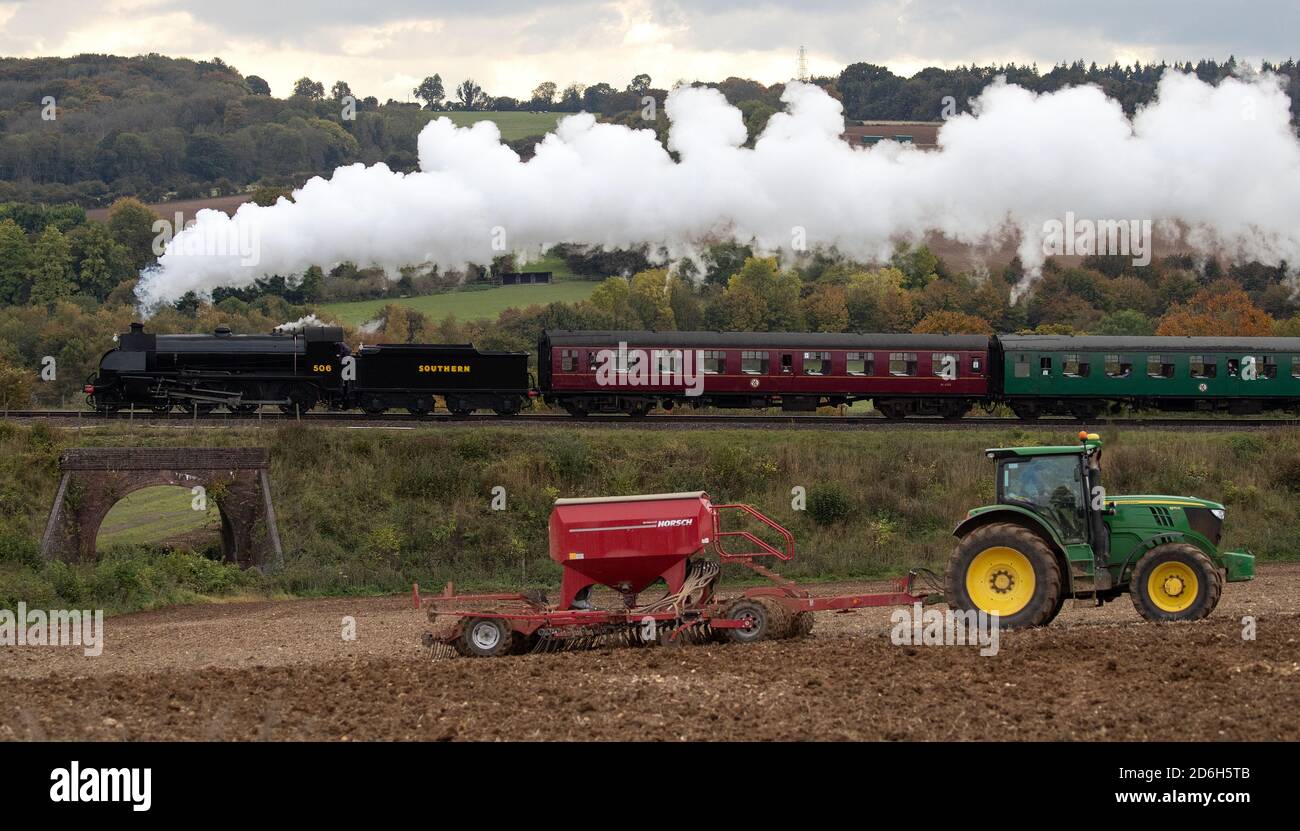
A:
5,409,1300,429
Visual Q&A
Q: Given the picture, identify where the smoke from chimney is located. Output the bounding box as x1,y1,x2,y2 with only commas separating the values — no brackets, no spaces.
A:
135,72,1300,312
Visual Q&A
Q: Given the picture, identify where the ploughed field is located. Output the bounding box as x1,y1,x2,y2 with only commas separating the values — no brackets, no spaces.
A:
2,565,1297,741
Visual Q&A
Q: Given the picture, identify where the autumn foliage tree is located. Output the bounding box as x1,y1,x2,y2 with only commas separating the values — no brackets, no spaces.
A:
1156,288,1275,337
912,310,993,335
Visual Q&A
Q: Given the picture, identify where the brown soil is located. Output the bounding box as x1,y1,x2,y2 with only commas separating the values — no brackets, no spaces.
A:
3,566,1297,741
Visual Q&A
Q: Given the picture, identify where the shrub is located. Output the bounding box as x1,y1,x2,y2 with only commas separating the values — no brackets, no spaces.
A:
807,483,854,525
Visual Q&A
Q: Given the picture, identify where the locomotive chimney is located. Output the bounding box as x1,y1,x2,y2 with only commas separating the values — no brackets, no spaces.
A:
129,322,144,334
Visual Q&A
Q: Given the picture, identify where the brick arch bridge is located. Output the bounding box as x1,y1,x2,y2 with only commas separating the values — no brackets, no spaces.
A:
40,448,283,569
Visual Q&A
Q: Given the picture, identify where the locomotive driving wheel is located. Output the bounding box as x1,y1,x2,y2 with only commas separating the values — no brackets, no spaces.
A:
278,384,318,415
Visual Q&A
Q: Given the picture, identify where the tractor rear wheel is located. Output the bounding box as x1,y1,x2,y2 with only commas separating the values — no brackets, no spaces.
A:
945,522,1062,628
723,597,790,644
456,617,518,657
1129,544,1222,622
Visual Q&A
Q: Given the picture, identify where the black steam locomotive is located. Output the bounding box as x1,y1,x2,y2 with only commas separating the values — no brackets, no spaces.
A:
86,323,532,416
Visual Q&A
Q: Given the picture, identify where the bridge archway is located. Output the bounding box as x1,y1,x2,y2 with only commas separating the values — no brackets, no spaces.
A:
40,448,283,569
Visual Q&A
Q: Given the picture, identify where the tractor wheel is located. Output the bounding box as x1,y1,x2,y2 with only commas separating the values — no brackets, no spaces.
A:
788,611,815,638
945,522,1062,628
1043,585,1068,624
723,597,790,644
1129,544,1222,623
455,617,518,657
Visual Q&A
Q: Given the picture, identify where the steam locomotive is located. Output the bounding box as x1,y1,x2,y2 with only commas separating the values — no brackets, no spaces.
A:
86,323,1300,418
86,323,532,416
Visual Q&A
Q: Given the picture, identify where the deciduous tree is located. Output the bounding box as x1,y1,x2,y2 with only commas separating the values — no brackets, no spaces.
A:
1156,288,1275,336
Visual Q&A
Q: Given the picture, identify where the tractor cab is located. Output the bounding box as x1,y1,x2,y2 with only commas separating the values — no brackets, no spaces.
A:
987,434,1102,553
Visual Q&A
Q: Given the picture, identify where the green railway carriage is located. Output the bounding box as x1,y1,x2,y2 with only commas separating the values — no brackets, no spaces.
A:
997,335,1300,418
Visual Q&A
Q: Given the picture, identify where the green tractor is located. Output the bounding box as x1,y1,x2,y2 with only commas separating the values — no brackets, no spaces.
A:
946,432,1254,627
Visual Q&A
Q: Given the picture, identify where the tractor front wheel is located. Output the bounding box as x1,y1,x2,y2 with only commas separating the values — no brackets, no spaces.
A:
1129,544,1222,622
945,522,1063,628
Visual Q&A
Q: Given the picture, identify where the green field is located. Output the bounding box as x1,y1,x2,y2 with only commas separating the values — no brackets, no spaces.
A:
441,111,576,141
97,486,220,548
321,280,598,326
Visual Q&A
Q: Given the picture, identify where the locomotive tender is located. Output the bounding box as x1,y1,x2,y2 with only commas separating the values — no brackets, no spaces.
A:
86,323,1300,418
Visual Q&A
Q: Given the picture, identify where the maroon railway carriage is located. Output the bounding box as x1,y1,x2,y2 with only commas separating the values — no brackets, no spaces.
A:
538,330,991,418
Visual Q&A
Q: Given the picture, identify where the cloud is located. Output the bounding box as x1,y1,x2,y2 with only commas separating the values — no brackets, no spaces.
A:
3,1,1297,99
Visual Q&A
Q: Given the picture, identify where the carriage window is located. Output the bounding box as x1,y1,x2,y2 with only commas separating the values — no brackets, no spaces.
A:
655,350,681,375
741,350,769,374
1039,356,1052,376
846,351,872,376
1189,355,1216,378
889,352,917,376
1105,354,1132,378
1014,354,1030,378
561,349,579,372
1063,353,1091,377
803,351,831,375
1147,354,1174,379
702,350,726,374
586,350,600,371
1262,355,1278,379
1293,356,1300,379
931,353,957,378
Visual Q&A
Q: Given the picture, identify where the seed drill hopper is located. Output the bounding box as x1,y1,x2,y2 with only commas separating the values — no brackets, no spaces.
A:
419,491,930,657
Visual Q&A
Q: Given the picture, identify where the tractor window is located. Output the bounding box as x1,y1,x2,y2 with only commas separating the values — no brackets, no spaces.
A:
1105,354,1132,378
999,454,1086,543
1063,353,1091,377
846,352,872,376
803,351,831,375
701,350,726,374
889,352,917,376
1190,355,1216,379
1147,354,1175,379
741,350,769,375
1014,354,1030,378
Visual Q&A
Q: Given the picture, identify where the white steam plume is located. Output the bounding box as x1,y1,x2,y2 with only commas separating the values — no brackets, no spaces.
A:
136,72,1300,312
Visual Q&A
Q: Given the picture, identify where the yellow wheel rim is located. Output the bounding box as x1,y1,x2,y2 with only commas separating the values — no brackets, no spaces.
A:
965,546,1036,616
1146,561,1199,613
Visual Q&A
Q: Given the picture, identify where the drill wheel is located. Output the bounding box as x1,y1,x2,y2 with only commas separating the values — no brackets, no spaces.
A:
722,596,792,644
455,617,520,657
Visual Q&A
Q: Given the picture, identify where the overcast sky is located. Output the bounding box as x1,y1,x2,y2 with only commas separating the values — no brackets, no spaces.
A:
1,0,1295,100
